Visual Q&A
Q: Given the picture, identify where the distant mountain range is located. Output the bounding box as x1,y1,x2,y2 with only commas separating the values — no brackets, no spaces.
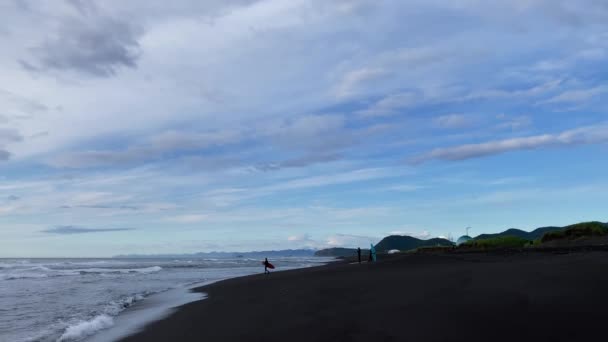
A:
114,249,316,259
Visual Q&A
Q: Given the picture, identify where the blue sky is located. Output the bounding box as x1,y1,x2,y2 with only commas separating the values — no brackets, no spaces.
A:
1,0,607,257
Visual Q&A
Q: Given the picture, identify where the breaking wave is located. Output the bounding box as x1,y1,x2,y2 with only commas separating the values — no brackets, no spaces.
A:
0,266,162,281
57,314,114,342
56,291,154,342
75,266,163,275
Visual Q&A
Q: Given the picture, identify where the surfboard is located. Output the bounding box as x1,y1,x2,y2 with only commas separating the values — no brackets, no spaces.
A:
263,261,275,269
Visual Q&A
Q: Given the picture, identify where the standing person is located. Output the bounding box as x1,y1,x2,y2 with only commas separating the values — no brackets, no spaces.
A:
368,249,373,262
370,243,377,262
263,257,271,274
357,247,361,264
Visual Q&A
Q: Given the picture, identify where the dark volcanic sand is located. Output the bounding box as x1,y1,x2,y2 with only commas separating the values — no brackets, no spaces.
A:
121,251,608,342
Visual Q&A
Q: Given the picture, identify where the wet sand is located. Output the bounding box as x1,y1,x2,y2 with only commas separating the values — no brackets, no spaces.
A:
121,251,608,342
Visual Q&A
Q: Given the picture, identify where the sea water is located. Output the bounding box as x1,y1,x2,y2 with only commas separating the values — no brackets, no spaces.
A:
0,257,331,342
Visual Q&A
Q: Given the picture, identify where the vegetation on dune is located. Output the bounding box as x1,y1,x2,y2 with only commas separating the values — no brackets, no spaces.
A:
540,221,608,243
462,236,531,249
314,248,368,257
473,226,561,241
374,236,453,252
414,246,455,253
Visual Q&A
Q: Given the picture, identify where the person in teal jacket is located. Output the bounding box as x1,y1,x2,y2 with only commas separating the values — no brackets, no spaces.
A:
370,243,377,262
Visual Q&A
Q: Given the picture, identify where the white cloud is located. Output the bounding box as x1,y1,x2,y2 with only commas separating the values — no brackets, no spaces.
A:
69,191,133,206
261,114,348,150
149,130,242,151
286,233,320,248
433,114,475,129
384,184,424,192
333,67,387,99
495,114,532,130
287,233,310,242
165,214,207,223
48,129,244,168
392,46,449,67
356,92,419,117
531,48,606,72
49,114,351,169
0,204,17,215
326,233,378,248
286,231,383,249
42,225,135,234
463,79,563,101
263,168,399,193
413,124,608,164
388,230,431,239
466,183,608,205
576,48,606,60
542,86,607,104
532,59,570,71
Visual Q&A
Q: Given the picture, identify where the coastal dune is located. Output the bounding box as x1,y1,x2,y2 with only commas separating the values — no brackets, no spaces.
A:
121,251,608,342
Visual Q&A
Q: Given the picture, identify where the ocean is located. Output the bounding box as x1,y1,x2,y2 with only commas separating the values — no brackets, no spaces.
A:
0,257,331,342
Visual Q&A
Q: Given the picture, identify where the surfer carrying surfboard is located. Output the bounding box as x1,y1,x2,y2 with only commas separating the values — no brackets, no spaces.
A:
263,258,274,274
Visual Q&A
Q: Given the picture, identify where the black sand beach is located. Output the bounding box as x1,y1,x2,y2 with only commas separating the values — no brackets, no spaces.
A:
121,251,608,342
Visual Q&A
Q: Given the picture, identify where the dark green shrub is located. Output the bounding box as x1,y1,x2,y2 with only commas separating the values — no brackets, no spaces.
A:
540,221,607,243
461,236,530,249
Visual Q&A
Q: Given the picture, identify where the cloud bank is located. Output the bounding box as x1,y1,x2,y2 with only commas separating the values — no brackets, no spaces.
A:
1,0,608,256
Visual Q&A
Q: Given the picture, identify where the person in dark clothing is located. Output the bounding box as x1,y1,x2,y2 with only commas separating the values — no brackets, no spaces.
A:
263,258,271,274
357,247,361,264
368,250,373,262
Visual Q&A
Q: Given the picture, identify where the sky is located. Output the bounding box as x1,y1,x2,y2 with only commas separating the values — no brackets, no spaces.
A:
1,0,608,257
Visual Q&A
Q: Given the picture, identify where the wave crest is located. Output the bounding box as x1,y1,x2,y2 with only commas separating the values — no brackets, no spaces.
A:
0,266,162,281
57,314,114,342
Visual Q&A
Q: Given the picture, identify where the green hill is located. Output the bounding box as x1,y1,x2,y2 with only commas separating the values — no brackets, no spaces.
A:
314,235,453,256
374,236,453,252
474,226,560,241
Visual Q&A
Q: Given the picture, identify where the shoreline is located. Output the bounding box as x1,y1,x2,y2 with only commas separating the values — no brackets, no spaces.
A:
120,250,608,342
84,284,207,342
81,259,337,342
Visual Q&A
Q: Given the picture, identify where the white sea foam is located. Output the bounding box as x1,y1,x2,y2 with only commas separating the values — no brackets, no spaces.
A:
0,272,49,280
0,260,31,269
0,264,48,272
86,287,206,342
105,294,147,315
75,266,163,275
66,260,128,266
57,314,114,342
56,292,151,342
0,266,162,281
